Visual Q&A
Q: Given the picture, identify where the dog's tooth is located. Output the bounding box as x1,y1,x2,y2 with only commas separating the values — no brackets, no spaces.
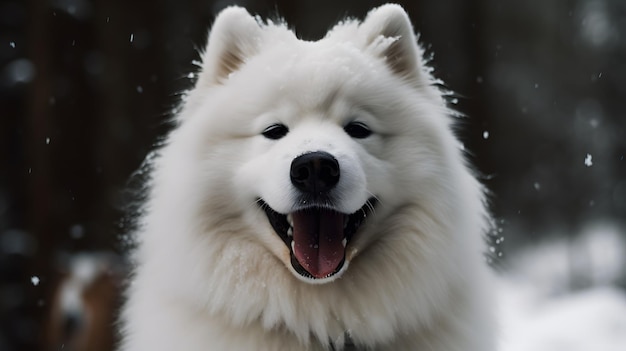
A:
287,227,293,237
287,214,293,226
291,240,295,252
342,238,347,247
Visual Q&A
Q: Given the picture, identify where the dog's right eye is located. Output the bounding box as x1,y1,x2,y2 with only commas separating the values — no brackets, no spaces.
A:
262,124,289,140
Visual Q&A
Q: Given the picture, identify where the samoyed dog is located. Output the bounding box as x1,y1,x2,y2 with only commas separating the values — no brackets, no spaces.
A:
119,4,494,351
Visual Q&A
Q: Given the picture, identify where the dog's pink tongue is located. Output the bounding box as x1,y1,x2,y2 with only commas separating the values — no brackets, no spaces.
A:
292,209,345,279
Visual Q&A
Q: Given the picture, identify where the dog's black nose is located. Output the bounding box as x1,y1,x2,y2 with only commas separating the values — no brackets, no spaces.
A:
290,151,340,194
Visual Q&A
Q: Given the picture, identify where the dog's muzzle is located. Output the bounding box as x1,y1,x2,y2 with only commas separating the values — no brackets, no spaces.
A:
260,151,376,282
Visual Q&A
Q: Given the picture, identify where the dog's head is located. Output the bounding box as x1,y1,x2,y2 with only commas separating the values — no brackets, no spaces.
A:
176,5,456,284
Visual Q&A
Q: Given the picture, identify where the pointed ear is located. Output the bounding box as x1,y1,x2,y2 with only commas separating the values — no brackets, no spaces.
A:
360,4,423,83
198,7,262,86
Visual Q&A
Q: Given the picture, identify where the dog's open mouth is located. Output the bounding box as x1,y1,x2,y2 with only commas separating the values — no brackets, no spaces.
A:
260,199,376,280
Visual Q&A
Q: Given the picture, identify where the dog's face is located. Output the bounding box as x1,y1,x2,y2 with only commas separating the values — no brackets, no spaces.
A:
179,6,452,284
237,77,386,283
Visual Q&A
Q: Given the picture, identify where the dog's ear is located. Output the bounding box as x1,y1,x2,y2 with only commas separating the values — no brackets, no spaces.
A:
360,4,424,84
198,7,262,86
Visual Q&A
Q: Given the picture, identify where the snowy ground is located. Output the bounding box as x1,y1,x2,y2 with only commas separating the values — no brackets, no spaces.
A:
497,222,626,351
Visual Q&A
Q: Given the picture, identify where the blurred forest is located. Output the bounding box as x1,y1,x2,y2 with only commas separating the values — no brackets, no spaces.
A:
0,0,625,350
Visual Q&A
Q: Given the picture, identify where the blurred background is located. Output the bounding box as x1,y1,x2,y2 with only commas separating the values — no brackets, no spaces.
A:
1,0,625,350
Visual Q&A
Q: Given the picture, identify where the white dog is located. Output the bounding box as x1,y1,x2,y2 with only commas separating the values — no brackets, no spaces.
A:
118,4,495,351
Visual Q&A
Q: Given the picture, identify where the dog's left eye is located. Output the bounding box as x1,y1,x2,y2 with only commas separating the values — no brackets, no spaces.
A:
262,123,289,140
344,121,372,139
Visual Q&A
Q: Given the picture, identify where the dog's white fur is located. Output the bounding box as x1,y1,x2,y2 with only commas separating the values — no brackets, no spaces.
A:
119,4,495,351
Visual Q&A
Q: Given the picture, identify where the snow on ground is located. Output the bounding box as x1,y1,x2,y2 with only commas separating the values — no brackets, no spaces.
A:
499,281,626,351
498,222,626,351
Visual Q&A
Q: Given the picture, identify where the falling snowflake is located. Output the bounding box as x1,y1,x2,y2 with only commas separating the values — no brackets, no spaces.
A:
584,153,593,167
31,276,40,286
